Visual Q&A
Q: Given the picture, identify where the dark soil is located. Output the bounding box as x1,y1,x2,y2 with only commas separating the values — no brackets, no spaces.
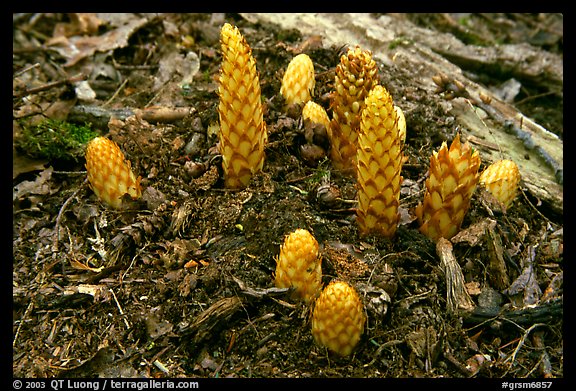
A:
12,13,563,379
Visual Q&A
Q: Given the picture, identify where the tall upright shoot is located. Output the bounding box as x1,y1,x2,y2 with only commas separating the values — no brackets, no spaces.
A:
356,85,403,237
328,46,379,174
217,23,267,189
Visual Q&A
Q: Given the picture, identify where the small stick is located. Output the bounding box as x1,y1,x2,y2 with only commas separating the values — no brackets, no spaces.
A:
53,179,87,254
102,78,128,108
443,350,474,377
14,62,40,77
13,73,87,99
363,339,404,367
485,223,510,290
52,170,87,176
506,323,548,367
532,331,554,378
13,301,34,348
110,288,131,329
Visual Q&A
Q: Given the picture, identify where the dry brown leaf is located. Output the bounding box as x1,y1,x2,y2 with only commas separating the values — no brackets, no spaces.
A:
69,258,104,273
451,218,497,246
13,153,48,180
53,13,103,38
46,16,150,67
13,166,55,202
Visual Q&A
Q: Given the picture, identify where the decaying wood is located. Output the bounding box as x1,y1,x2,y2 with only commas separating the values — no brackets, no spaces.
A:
240,13,563,215
179,277,294,346
462,297,562,327
485,221,510,291
181,296,243,345
532,330,554,378
436,237,475,313
107,203,168,266
231,275,290,299
419,35,562,94
68,104,195,130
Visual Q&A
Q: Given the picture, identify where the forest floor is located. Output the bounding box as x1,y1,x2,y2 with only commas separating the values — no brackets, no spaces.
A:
13,13,563,379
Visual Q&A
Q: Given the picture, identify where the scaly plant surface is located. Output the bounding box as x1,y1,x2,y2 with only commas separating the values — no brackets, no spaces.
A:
85,137,142,209
311,280,366,357
280,53,315,106
479,159,521,210
394,105,406,145
356,85,403,237
217,22,267,189
328,46,379,173
302,100,330,130
415,133,481,241
274,228,322,303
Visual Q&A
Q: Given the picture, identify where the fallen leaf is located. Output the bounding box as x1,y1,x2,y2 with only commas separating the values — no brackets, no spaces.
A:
46,16,150,67
53,13,103,38
451,218,496,246
69,259,104,273
465,281,482,296
12,152,48,180
13,166,55,201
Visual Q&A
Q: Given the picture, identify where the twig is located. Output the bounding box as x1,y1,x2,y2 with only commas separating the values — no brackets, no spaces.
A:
520,187,558,226
485,223,510,290
14,62,40,77
505,323,548,368
13,73,87,99
102,78,128,108
532,331,554,378
52,170,87,176
181,296,243,344
231,275,290,299
463,297,562,328
443,350,474,377
112,57,158,71
120,243,151,282
153,359,170,375
110,288,131,329
53,179,87,254
363,339,404,367
150,345,171,375
514,90,557,105
13,301,34,348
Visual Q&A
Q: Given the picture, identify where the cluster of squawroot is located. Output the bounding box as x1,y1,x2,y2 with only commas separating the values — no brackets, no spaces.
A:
274,228,366,357
83,23,523,359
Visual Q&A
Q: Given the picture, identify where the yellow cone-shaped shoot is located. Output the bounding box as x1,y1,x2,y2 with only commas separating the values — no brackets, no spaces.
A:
311,280,366,357
280,53,315,106
356,85,403,237
85,137,142,209
302,100,330,130
218,23,267,189
479,159,521,210
415,133,481,241
328,46,379,173
274,228,322,303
